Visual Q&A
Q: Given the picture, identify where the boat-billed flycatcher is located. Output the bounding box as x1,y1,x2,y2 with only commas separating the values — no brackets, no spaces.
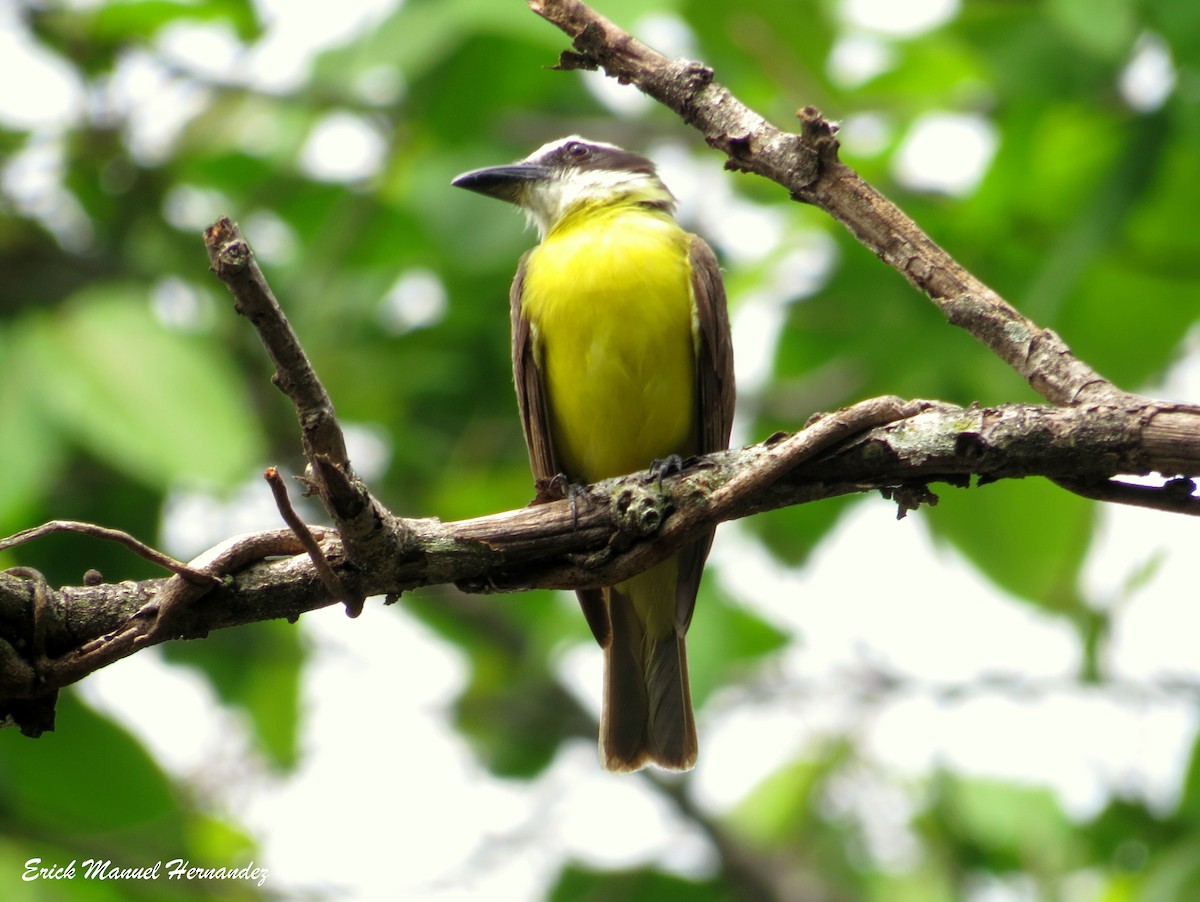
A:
453,137,734,772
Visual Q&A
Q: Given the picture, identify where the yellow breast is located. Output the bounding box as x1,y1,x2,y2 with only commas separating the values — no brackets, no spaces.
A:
521,204,697,481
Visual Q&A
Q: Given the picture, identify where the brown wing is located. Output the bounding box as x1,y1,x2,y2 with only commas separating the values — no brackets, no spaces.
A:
510,253,557,482
675,235,736,633
689,236,736,455
510,255,612,647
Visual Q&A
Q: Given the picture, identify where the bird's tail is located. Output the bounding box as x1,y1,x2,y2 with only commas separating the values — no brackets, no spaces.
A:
599,558,697,773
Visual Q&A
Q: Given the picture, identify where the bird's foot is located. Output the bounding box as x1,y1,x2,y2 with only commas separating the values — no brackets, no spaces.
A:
539,472,589,528
648,454,687,492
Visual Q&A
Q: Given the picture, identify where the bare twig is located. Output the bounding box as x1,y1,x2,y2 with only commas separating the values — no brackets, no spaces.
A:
204,217,350,471
0,520,218,586
206,217,412,570
5,568,50,661
1052,476,1200,514
264,467,362,617
204,218,411,570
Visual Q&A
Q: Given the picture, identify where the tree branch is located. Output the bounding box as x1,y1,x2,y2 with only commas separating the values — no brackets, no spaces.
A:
204,217,351,471
4,3,1200,740
0,521,218,586
527,0,1140,412
204,217,413,573
4,388,1199,728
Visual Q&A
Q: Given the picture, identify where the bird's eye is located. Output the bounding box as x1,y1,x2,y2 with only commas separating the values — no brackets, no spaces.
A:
565,141,590,159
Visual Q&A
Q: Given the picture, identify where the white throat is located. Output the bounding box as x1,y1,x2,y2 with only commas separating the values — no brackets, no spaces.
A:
521,169,673,238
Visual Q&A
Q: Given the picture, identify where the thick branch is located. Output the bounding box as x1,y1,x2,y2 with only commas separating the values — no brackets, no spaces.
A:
4,396,1199,722
527,0,1137,411
5,4,1198,745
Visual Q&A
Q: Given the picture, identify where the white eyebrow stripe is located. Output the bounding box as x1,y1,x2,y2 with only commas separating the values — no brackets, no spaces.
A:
524,135,623,163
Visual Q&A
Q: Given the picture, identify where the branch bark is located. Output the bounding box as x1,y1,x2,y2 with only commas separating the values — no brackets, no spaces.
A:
204,219,412,576
3,0,1200,737
526,0,1136,411
4,390,1199,730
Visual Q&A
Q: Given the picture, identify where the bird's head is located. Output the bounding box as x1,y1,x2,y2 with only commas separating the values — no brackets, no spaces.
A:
452,136,676,238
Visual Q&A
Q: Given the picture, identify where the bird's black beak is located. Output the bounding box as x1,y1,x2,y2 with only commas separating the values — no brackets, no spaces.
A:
451,163,552,203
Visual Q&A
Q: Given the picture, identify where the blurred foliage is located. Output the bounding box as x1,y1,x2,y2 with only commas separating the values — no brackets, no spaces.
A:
1,0,1199,899
0,693,260,901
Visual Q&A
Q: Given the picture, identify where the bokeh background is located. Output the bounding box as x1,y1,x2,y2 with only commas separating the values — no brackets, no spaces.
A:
3,0,1200,899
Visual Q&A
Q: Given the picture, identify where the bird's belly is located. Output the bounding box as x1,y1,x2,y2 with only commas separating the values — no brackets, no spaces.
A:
552,330,694,480
524,217,697,481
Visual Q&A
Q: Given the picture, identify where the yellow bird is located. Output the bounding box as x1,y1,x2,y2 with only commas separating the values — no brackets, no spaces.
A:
453,137,734,772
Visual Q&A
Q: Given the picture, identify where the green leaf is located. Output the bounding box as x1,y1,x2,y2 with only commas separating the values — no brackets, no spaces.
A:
920,772,1079,874
20,287,266,490
184,810,259,864
726,742,868,893
865,865,957,902
1123,134,1200,275
687,578,791,705
0,326,65,528
728,757,824,845
550,864,724,902
407,589,591,778
1048,0,1136,58
1065,262,1198,390
1174,730,1200,826
315,0,557,90
0,691,181,839
1147,0,1200,60
162,622,306,771
853,32,991,111
924,477,1094,612
744,495,856,568
1139,837,1200,902
91,0,261,43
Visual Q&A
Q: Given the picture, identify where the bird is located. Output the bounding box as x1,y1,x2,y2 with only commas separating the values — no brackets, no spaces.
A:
452,136,734,772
